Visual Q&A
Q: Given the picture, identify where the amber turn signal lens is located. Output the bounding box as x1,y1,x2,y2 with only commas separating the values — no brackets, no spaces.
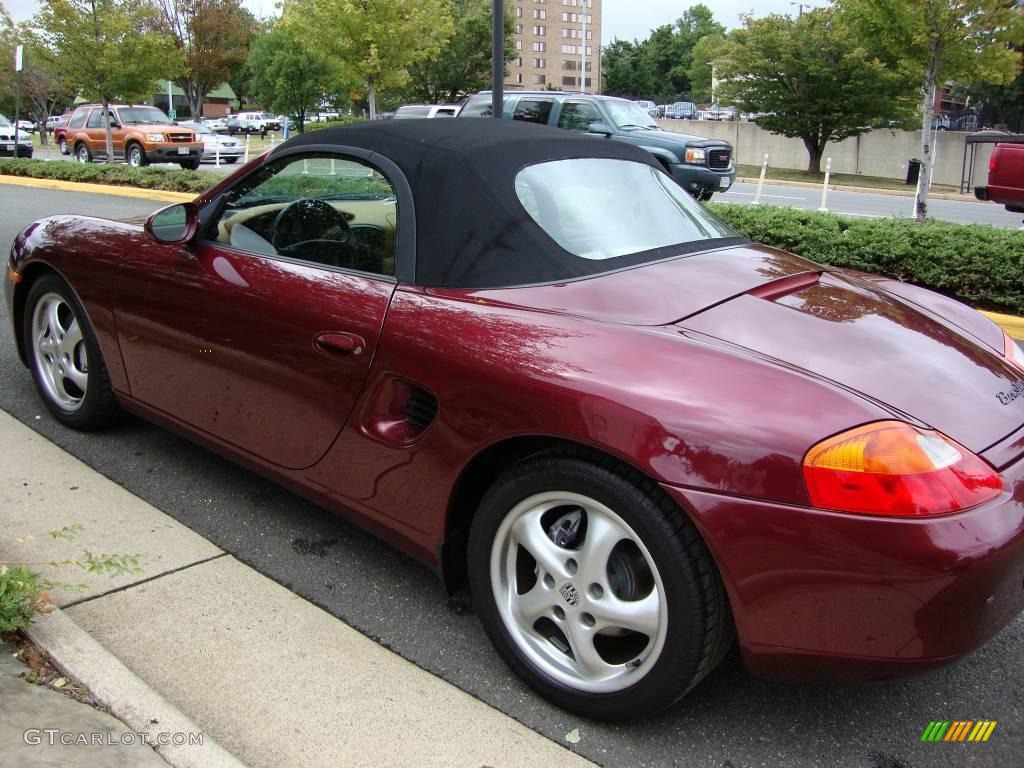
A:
803,421,1002,517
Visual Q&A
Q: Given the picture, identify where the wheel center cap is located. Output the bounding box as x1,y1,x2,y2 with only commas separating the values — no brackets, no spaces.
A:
559,582,580,607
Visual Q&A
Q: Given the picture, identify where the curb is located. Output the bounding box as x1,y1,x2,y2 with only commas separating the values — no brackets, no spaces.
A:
733,176,976,202
25,607,248,768
0,174,194,203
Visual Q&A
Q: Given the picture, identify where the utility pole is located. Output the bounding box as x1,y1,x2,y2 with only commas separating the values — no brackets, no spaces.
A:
790,2,809,16
492,0,503,119
14,44,23,150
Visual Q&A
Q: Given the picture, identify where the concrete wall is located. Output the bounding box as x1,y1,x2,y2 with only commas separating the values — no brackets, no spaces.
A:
655,118,994,189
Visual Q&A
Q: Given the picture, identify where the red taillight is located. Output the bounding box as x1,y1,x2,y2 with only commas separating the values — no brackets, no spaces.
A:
989,148,1000,173
803,421,1002,517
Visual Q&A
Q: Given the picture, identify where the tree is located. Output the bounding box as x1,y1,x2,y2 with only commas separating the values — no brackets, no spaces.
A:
602,39,656,99
686,33,727,103
157,0,257,119
839,0,1023,220
34,0,182,161
283,0,454,120
246,23,336,133
674,4,726,69
403,0,513,104
719,10,915,174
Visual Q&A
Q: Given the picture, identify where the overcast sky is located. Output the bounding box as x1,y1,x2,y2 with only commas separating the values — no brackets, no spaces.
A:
4,0,808,46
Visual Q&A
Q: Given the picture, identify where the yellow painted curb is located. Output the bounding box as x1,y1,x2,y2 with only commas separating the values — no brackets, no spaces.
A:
980,311,1024,341
0,174,196,203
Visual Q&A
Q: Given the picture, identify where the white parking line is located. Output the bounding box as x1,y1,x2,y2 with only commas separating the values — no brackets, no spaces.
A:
724,191,808,201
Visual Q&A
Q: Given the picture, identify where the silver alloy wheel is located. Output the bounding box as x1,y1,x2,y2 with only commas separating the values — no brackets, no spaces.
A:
490,491,669,693
31,292,88,412
128,146,142,167
76,145,89,163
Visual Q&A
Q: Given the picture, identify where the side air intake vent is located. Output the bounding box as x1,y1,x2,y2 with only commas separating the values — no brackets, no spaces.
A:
405,387,438,431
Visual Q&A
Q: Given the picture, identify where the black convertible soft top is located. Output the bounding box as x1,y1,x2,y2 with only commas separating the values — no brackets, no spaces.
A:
279,119,703,288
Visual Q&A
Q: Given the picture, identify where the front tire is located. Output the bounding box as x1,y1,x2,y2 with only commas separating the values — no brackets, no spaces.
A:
467,451,732,719
127,143,148,167
179,158,201,170
23,273,118,430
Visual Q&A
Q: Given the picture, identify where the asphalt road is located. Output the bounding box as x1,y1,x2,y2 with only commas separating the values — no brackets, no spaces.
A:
720,181,1023,228
2,185,1022,768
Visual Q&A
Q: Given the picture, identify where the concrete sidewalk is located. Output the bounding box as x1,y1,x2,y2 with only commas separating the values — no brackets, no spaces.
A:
0,410,592,768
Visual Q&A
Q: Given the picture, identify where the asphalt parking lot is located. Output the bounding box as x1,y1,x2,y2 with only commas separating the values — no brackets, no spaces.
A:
2,184,1022,767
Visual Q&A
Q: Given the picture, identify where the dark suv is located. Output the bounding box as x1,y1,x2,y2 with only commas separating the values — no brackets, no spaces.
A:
458,91,735,199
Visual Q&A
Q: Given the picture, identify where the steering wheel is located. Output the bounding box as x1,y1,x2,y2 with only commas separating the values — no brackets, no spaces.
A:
270,199,354,266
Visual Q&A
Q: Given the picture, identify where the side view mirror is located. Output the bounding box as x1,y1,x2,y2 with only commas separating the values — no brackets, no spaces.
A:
587,121,614,137
145,202,199,245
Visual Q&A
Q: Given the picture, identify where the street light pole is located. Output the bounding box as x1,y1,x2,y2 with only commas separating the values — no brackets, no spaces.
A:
492,0,504,119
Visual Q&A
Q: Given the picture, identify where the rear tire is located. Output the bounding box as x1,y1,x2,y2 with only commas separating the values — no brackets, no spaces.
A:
467,449,732,719
75,143,92,163
23,273,118,430
58,138,69,155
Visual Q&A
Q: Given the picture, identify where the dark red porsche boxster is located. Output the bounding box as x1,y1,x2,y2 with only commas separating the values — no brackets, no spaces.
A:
6,120,1024,719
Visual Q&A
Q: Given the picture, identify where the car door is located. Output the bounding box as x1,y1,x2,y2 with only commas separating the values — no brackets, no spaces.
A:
114,152,402,470
84,108,105,152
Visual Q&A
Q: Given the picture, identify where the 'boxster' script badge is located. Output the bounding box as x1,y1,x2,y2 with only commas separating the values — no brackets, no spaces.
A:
559,583,580,607
996,381,1024,406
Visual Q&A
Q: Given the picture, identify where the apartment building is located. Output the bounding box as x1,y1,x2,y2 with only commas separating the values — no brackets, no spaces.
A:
507,0,602,93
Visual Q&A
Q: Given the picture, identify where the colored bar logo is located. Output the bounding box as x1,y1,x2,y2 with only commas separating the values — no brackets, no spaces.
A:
920,721,997,742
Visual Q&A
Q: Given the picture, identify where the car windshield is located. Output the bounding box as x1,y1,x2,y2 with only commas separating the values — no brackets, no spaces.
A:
515,158,737,260
185,123,214,135
603,101,658,130
118,107,173,125
394,105,433,119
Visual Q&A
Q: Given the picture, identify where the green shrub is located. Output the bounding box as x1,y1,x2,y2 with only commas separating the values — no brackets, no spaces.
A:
305,117,368,132
0,158,211,193
710,203,1024,315
0,565,45,634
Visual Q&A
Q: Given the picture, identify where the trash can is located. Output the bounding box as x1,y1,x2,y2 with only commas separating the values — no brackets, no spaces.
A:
906,159,922,185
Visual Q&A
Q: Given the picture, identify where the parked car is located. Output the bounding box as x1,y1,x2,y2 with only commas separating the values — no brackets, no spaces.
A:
223,116,254,135
0,113,34,158
975,141,1024,214
203,117,229,133
235,111,281,134
179,121,243,164
15,119,36,133
458,91,734,199
632,100,657,117
393,104,458,119
706,104,736,121
62,103,203,169
665,101,696,119
45,114,69,132
12,119,1024,719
